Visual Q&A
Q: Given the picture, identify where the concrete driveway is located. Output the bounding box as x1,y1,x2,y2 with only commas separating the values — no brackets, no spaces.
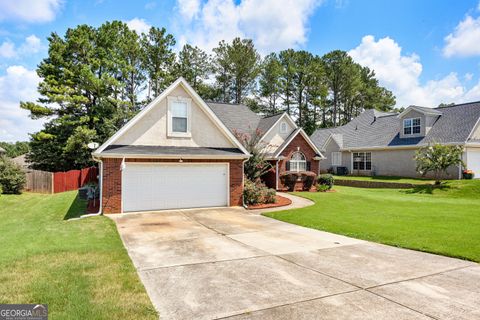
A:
112,207,480,320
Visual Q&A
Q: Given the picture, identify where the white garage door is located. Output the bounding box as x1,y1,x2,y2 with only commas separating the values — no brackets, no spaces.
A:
122,163,229,212
466,149,480,179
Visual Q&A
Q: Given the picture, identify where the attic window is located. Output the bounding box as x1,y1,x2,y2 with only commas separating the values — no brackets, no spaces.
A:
168,97,192,137
280,121,288,133
403,118,421,135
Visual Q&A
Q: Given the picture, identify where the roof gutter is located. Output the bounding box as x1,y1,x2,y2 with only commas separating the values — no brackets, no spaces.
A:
92,153,250,159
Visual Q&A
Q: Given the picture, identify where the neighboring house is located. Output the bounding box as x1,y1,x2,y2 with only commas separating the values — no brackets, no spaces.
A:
12,154,30,169
311,102,480,179
92,77,323,213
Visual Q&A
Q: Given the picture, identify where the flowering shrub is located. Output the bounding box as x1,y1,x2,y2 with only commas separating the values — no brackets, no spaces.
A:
462,169,475,179
243,179,276,205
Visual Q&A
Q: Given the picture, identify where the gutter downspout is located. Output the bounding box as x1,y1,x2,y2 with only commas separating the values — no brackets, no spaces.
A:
275,160,279,190
70,156,103,220
242,158,248,208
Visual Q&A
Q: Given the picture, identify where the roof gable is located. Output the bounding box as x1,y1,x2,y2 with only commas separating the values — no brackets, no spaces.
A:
94,78,249,156
311,102,480,150
274,129,324,158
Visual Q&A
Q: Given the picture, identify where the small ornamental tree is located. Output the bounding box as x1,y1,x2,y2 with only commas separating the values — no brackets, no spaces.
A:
234,128,272,182
415,143,464,185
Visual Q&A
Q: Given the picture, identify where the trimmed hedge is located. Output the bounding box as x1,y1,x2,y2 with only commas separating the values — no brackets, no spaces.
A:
300,171,317,191
280,172,300,191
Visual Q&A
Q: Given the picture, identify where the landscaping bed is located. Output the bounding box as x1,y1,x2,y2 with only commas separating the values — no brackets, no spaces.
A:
247,195,292,209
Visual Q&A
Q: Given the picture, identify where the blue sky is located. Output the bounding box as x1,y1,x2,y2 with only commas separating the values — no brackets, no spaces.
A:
1,0,480,141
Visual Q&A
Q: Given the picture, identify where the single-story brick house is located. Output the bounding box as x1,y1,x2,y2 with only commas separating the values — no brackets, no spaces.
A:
310,102,480,179
92,77,323,213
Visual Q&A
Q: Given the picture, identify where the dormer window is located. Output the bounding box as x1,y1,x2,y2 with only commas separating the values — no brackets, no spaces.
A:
403,118,420,135
280,121,288,133
168,96,191,137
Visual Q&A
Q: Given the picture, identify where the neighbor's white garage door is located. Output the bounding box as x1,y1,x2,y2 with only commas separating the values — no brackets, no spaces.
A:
122,163,229,212
466,149,480,179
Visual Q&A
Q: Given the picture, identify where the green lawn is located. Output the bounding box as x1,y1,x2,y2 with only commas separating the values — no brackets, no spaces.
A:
333,175,436,185
266,180,480,262
0,191,156,319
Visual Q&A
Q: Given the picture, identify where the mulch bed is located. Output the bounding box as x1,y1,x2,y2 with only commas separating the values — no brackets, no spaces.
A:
86,199,100,214
246,195,292,210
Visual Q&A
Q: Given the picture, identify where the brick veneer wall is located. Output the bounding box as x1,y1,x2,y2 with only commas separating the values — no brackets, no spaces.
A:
277,133,320,190
101,158,244,214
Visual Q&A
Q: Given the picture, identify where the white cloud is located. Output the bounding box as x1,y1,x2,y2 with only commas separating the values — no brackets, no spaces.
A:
443,15,480,57
0,35,43,60
0,65,44,141
177,0,201,21
21,35,42,54
126,18,151,35
174,0,322,53
349,35,480,108
0,0,62,23
0,41,16,58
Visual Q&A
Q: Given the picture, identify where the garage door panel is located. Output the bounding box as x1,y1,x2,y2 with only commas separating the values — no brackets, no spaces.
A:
122,163,228,212
467,149,480,179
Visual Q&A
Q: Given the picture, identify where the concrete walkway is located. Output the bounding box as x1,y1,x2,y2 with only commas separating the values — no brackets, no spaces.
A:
111,202,480,319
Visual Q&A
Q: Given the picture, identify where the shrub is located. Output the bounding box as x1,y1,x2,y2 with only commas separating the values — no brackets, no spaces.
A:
462,170,475,180
243,179,277,205
300,171,317,191
0,184,3,195
263,188,276,204
280,172,300,191
317,173,334,190
244,179,263,205
316,184,330,192
0,156,26,194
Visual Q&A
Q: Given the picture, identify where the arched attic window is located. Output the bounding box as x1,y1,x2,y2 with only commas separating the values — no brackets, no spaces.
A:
287,151,308,172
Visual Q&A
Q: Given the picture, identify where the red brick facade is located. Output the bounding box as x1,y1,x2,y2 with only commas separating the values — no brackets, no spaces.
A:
263,133,320,191
101,158,244,214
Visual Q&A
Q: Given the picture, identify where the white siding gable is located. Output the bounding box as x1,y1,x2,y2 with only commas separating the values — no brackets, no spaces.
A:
115,85,235,148
261,115,296,154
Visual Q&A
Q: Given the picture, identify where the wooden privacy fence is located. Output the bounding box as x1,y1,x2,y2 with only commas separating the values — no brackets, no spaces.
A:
25,170,53,194
53,167,98,193
24,167,98,194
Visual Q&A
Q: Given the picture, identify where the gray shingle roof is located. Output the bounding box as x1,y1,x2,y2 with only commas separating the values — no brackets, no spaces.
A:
103,145,245,156
311,101,480,150
257,113,284,135
207,102,261,135
207,102,285,137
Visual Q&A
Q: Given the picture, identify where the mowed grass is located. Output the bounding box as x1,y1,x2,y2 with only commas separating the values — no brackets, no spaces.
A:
333,175,436,185
265,180,480,262
0,192,157,319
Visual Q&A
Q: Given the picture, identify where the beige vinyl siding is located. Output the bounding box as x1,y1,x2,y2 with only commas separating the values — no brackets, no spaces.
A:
115,86,235,148
261,116,295,154
345,149,460,179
